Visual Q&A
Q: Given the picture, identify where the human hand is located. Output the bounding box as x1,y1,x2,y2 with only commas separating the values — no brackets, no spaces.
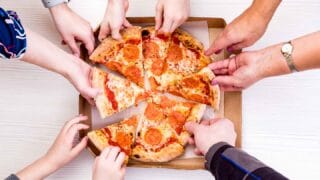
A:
155,0,190,33
66,57,101,105
206,7,269,55
93,146,126,180
208,50,270,91
45,115,89,170
185,118,236,155
99,0,131,41
49,3,95,56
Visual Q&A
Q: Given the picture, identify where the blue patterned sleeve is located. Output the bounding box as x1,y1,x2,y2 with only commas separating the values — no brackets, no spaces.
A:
0,7,27,59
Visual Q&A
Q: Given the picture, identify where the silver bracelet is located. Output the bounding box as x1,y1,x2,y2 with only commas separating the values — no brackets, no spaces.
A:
41,0,70,8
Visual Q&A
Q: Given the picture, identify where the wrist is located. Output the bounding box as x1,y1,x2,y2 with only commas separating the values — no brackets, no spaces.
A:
49,3,70,15
257,44,291,79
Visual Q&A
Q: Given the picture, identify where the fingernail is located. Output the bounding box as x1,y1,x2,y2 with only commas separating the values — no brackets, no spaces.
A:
214,49,222,54
227,47,233,53
212,79,218,85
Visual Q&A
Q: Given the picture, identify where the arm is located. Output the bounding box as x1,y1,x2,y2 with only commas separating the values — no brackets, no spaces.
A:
208,31,320,91
21,28,99,104
6,115,89,180
185,119,288,180
155,0,190,33
206,0,281,55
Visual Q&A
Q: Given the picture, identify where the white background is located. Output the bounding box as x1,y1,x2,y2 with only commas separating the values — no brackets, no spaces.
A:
0,0,320,179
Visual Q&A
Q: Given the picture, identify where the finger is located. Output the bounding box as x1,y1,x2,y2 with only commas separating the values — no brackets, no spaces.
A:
120,167,126,176
211,76,239,87
205,31,234,56
155,3,164,30
100,146,112,159
123,19,132,28
71,136,88,157
76,34,95,55
169,20,181,33
208,59,230,71
188,137,195,145
67,123,89,142
213,68,229,75
115,152,126,168
85,96,95,106
185,122,198,134
65,37,80,57
106,146,121,162
159,18,173,34
194,148,202,155
207,118,222,125
227,42,247,52
82,87,101,99
98,23,111,41
200,120,211,126
111,26,122,40
63,115,88,133
220,85,243,92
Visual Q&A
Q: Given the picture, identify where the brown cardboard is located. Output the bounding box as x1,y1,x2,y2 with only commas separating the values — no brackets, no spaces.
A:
79,17,242,169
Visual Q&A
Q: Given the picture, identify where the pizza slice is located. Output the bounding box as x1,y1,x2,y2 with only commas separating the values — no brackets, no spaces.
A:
141,26,171,91
87,115,139,163
167,67,220,110
130,94,206,162
90,26,144,87
92,67,146,118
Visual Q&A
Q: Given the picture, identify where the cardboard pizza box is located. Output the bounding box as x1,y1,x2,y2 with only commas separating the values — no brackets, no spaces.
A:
79,17,242,170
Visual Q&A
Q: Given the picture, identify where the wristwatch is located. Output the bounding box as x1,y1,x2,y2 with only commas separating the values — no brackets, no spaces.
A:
42,0,70,8
281,41,298,72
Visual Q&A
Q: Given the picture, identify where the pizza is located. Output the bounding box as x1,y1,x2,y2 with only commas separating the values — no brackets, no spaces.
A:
87,115,139,163
92,67,146,118
87,25,221,163
90,26,144,87
87,94,206,162
131,94,206,162
166,67,220,109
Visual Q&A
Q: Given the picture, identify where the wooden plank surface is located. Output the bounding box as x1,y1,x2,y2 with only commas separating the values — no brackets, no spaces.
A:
0,0,320,180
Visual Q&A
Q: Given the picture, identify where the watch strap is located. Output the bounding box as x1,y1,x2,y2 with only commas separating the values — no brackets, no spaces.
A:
42,0,70,8
283,41,298,72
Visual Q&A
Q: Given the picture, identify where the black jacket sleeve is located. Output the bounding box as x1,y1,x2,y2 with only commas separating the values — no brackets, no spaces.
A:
4,174,19,180
205,142,288,180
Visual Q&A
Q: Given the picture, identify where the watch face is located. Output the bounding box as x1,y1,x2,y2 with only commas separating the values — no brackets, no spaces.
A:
282,43,293,54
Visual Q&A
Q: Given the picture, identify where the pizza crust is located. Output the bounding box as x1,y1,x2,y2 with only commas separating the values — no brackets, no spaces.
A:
87,130,110,152
131,142,184,162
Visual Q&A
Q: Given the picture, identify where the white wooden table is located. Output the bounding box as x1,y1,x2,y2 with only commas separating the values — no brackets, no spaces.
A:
1,0,320,179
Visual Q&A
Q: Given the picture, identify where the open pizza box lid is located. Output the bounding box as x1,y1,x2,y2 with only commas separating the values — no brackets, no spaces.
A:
79,17,242,170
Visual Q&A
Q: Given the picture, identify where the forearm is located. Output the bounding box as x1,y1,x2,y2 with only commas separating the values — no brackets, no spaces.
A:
16,155,58,180
259,31,320,78
205,142,288,180
250,0,281,22
21,28,75,79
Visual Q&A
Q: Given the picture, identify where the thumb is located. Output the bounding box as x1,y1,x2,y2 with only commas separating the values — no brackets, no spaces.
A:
71,136,88,158
155,3,164,30
212,76,239,87
205,32,234,56
83,87,101,99
185,122,198,134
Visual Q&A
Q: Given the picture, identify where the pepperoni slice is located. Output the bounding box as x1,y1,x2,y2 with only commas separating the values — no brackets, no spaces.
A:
166,44,182,63
144,128,163,146
151,58,164,76
116,131,132,148
122,116,138,126
143,41,160,58
189,94,208,104
160,96,176,109
144,103,164,121
182,77,200,88
168,111,186,134
126,39,141,45
125,65,142,85
105,61,122,72
123,44,139,62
